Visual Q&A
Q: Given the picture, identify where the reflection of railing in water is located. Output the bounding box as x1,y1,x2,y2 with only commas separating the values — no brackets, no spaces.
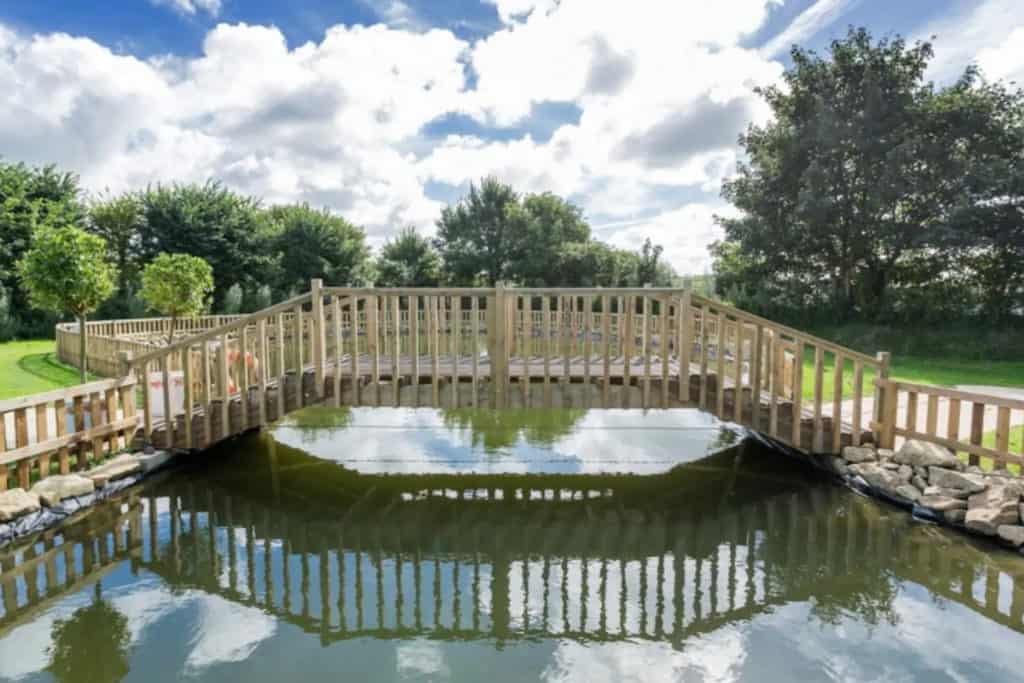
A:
0,496,144,636
134,478,1024,645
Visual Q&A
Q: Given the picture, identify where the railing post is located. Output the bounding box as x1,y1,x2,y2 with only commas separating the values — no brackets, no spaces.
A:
118,350,133,378
311,278,326,400
874,351,892,448
493,281,508,409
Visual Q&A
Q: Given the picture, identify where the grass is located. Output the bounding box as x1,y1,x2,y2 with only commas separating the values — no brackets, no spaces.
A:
0,340,94,400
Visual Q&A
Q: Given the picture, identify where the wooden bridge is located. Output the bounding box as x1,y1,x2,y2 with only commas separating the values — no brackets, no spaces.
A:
7,281,1004,484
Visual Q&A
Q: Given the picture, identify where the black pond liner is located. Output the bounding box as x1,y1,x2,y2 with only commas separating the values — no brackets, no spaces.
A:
0,456,180,546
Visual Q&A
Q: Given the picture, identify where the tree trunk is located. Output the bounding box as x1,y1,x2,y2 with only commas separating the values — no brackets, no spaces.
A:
78,313,88,384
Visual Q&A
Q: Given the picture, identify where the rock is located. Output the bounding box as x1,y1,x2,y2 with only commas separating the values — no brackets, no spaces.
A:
86,453,142,487
1020,503,1024,523
882,462,900,471
842,446,876,463
968,485,1021,510
895,440,960,469
928,467,987,495
919,495,968,512
0,488,41,521
894,484,922,503
945,509,967,524
966,503,1020,536
897,465,913,482
923,486,940,496
966,465,985,475
135,450,172,474
912,475,928,492
997,525,1024,547
827,455,849,477
877,448,894,462
913,465,928,479
850,463,904,493
32,475,95,507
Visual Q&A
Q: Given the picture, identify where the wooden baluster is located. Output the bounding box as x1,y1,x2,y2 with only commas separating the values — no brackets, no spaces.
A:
602,294,611,405
831,353,844,453
411,295,420,400
543,296,552,393
90,390,105,460
258,318,269,422
393,295,402,407
969,402,984,468
368,294,380,407
751,325,763,429
55,398,69,474
240,326,251,431
678,292,691,403
558,295,569,386
182,346,193,449
451,295,460,407
699,307,710,409
851,361,864,446
294,304,304,407
791,339,804,448
812,346,824,451
642,293,652,407
201,342,212,446
73,395,87,469
472,296,480,407
14,407,29,488
715,311,726,418
431,295,441,406
312,279,326,400
995,406,1011,469
522,295,533,406
905,390,918,437
623,296,634,405
768,332,779,438
585,294,594,399
733,322,744,423
219,334,230,438
276,313,287,417
35,403,49,481
873,352,891,447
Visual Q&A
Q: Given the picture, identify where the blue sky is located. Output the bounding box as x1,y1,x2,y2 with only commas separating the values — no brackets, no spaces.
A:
1,0,1020,273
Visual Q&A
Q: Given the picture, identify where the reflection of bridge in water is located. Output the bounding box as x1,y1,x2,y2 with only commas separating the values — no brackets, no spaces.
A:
3,448,1024,646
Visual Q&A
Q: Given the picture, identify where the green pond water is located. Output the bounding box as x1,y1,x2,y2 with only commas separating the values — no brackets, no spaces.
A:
1,407,1024,682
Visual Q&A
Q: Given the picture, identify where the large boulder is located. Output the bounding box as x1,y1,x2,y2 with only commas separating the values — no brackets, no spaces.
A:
842,446,876,464
966,504,1020,535
894,484,922,503
968,484,1021,510
86,453,143,487
997,525,1024,547
0,488,41,521
849,463,904,494
31,475,94,507
928,467,987,495
895,440,960,469
135,450,173,474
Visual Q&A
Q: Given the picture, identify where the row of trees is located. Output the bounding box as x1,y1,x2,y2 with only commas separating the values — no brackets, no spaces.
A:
0,167,675,341
713,28,1024,325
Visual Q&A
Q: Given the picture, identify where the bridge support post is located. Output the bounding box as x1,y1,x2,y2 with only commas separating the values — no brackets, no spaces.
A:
311,279,326,400
874,351,893,448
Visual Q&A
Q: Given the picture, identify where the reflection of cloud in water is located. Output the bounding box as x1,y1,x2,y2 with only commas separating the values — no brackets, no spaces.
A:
184,595,277,675
271,408,735,475
397,639,450,680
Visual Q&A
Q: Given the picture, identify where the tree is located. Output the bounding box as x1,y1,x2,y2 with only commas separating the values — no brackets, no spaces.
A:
47,582,131,683
517,192,591,285
138,182,272,310
88,192,144,318
434,177,528,285
713,27,1024,321
375,227,441,287
266,204,370,293
0,161,82,336
139,253,214,344
18,225,115,381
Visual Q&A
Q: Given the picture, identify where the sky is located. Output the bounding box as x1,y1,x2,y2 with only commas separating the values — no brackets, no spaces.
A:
1,0,1022,275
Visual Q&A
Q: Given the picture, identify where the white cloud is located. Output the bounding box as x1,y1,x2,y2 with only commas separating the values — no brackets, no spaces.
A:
758,0,859,58
977,26,1024,84
151,0,222,17
917,0,1024,84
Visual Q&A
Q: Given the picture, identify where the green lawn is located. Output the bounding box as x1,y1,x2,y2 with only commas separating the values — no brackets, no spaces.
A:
0,340,93,400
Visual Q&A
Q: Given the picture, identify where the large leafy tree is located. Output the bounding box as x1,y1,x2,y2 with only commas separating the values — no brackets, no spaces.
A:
18,225,116,381
88,192,145,317
0,161,82,335
375,227,441,287
517,192,591,285
434,177,528,285
140,253,215,343
714,27,1024,320
137,182,271,310
266,204,370,293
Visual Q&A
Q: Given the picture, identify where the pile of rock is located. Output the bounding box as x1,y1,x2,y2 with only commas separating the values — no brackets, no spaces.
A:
833,440,1024,550
0,450,172,526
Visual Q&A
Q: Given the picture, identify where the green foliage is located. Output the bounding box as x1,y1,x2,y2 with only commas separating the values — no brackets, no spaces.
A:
375,227,441,287
138,181,271,309
223,283,244,315
88,192,144,318
714,27,1024,323
0,285,13,342
17,225,115,319
140,253,214,341
266,203,370,293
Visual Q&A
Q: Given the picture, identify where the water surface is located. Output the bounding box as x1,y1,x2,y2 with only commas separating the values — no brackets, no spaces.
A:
1,407,1023,682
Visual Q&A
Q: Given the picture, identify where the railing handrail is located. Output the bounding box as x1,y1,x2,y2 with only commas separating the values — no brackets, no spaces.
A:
0,375,136,414
878,378,1024,411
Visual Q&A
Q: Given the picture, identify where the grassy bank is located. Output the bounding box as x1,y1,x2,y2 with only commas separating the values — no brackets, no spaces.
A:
0,340,92,399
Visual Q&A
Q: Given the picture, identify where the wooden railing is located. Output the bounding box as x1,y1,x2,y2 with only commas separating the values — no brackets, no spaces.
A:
874,380,1024,470
0,376,139,491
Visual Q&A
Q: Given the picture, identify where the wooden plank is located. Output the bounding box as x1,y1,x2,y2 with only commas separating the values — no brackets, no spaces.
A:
276,313,287,418
182,346,193,449
751,325,763,429
925,394,939,437
851,361,863,446
558,295,568,384
715,310,725,418
331,297,341,407
311,279,326,399
90,391,104,460
791,340,804,448
678,291,692,403
642,293,652,405
73,396,87,469
219,334,230,438
367,294,379,406
768,333,778,438
906,391,918,436
55,399,69,474
14,408,28,488
0,376,137,413
450,295,460,407
431,295,440,406
240,325,250,431
995,406,1012,468
471,296,479,407
294,304,304,407
885,425,1024,468
831,353,844,453
602,294,611,404
812,346,824,451
947,398,961,444
258,318,269,423
35,403,49,480
624,296,634,396
393,294,402,407
733,322,743,423
874,352,892,447
201,341,212,446
699,307,709,409
543,296,552,389
585,294,594,391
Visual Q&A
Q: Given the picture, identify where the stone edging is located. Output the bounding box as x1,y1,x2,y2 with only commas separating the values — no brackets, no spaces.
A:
0,449,176,546
821,440,1024,551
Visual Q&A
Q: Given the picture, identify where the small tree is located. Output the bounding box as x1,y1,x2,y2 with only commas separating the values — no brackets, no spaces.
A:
18,225,116,382
139,253,214,344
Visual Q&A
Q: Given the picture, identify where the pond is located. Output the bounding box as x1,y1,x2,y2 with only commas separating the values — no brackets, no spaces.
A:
1,406,1023,682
